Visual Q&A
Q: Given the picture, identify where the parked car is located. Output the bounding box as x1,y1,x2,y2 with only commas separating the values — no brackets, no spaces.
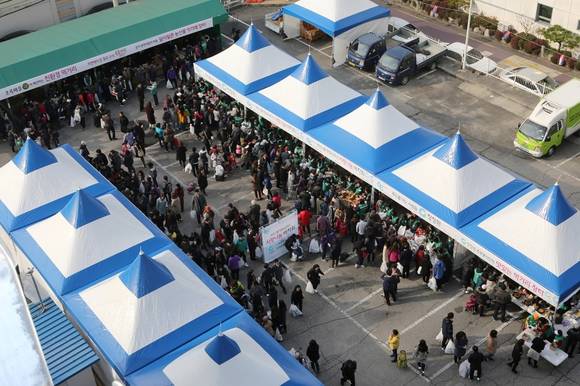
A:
347,33,387,71
445,42,497,74
500,67,559,96
385,16,421,45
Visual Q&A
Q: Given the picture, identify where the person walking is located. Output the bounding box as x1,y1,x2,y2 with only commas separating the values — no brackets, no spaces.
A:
197,169,208,195
491,284,511,322
564,326,580,357
291,285,304,311
415,339,429,375
507,339,525,373
306,340,321,374
468,346,484,381
441,312,454,349
340,359,357,386
382,269,398,306
433,256,446,290
119,112,129,133
306,264,324,293
454,331,468,364
388,329,400,363
192,189,206,225
136,83,145,111
484,330,498,361
527,336,545,368
147,80,159,106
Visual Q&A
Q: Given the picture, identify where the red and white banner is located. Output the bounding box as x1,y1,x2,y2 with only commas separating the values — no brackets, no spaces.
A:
0,18,214,101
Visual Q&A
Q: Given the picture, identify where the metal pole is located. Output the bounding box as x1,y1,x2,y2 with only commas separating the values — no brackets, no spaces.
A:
112,0,119,7
462,0,474,70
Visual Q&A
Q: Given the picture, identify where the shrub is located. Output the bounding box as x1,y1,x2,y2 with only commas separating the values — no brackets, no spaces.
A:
524,39,543,55
494,30,504,41
459,14,469,29
510,36,520,49
566,57,577,70
550,52,560,64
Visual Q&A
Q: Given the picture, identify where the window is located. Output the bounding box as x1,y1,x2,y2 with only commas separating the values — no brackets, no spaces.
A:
536,4,553,23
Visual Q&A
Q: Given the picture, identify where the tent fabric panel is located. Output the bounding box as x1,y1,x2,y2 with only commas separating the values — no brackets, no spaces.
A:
308,125,445,174
0,145,113,232
125,312,322,386
283,4,337,36
11,190,170,295
63,244,241,376
333,6,391,36
249,90,365,131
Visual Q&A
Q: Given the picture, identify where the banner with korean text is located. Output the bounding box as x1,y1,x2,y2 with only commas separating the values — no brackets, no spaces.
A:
260,210,298,263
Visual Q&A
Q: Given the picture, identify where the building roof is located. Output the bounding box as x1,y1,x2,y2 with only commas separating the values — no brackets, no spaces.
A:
29,298,99,385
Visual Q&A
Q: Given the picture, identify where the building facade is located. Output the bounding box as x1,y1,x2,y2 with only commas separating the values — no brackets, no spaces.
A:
474,0,580,35
0,0,127,41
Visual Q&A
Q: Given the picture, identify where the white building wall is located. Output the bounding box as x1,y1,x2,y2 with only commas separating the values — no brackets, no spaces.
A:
475,0,580,34
0,0,118,40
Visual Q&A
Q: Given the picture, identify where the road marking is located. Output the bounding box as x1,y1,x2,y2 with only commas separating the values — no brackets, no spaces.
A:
535,157,580,184
428,315,519,381
344,288,384,313
416,69,438,80
287,266,429,382
146,155,184,186
555,150,580,168
399,289,464,336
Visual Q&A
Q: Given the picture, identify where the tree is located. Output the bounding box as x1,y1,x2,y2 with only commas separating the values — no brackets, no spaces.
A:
541,25,580,52
517,15,536,35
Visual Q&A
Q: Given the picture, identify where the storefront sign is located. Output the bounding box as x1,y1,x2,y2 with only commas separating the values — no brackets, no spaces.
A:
0,18,214,101
260,210,299,263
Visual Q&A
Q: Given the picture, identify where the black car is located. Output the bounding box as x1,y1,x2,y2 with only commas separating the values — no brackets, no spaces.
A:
347,33,386,71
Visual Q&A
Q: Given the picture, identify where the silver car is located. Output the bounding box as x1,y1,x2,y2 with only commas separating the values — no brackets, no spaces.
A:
500,66,559,96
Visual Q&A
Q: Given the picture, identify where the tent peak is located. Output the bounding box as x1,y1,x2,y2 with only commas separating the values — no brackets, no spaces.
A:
433,132,478,169
119,251,174,298
236,24,270,53
60,190,110,228
12,138,57,174
525,184,577,226
205,333,241,365
291,54,327,85
366,89,389,110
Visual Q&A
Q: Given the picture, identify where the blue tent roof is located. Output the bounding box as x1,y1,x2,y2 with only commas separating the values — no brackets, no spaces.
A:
291,54,327,85
525,183,577,225
12,139,57,174
236,24,270,53
366,88,389,110
120,250,175,298
433,132,478,169
60,189,110,228
125,312,323,386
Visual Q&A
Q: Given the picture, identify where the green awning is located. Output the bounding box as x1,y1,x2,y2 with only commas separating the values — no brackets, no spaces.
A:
0,0,228,100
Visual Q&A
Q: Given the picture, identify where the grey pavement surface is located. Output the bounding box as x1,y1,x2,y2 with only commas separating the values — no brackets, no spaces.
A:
1,6,580,386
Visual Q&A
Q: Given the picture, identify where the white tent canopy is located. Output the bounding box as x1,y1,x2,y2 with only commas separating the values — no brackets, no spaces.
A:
194,24,300,97
11,190,170,295
378,132,531,228
248,54,365,132
64,245,241,376
282,0,391,66
308,89,446,174
462,183,580,306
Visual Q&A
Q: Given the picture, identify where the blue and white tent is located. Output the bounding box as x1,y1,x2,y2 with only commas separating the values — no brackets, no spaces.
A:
64,244,241,376
308,89,446,174
378,132,531,228
282,0,390,66
462,183,580,306
283,0,389,37
0,140,112,232
126,312,322,386
11,189,170,295
249,54,365,133
194,24,300,98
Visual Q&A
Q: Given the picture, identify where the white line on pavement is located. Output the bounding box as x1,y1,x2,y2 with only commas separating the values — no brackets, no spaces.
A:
287,267,429,383
399,290,464,336
428,315,519,381
344,288,384,313
555,150,580,168
416,69,438,80
147,156,183,186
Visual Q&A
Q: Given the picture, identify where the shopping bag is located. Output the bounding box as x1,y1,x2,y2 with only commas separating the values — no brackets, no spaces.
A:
184,163,192,174
527,349,540,361
282,269,292,285
458,360,470,378
435,329,443,343
444,340,455,355
289,304,303,318
166,79,174,89
397,225,407,237
428,277,437,292
380,261,388,274
275,328,284,342
397,262,404,272
417,266,423,275
209,230,216,243
255,246,263,259
309,238,321,253
305,281,315,294
220,276,228,289
189,210,197,220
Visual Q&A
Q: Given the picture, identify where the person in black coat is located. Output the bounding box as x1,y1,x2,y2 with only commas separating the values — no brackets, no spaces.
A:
441,312,454,349
528,336,545,368
468,346,484,381
507,339,525,373
307,340,321,374
564,326,580,357
382,269,398,306
400,243,412,278
290,285,304,311
306,264,324,292
197,169,208,195
340,359,357,386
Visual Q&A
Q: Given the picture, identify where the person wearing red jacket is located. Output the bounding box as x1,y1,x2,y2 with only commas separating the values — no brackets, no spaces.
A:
298,208,312,238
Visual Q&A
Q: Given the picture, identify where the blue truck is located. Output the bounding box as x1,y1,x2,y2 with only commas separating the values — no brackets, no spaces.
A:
375,40,447,86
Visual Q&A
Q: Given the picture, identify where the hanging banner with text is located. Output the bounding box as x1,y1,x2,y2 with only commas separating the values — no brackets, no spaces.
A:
260,210,298,263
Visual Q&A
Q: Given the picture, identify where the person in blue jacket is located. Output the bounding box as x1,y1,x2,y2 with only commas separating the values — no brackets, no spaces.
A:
433,256,446,291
